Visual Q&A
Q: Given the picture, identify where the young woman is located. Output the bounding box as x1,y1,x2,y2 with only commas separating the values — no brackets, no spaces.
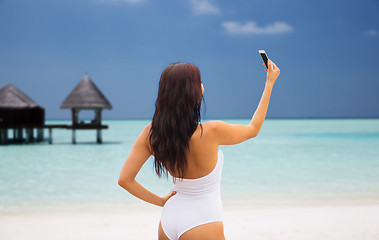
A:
118,59,280,240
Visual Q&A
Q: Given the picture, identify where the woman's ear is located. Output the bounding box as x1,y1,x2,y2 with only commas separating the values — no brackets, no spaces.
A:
201,83,204,94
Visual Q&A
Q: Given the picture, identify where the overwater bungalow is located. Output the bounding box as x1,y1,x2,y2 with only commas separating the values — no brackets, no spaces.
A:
0,84,45,144
60,74,112,144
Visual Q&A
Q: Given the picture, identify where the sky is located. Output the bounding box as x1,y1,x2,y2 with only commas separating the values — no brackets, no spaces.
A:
0,0,378,120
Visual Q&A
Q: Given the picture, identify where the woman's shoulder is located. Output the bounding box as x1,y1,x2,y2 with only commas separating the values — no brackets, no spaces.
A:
144,122,152,131
202,120,228,131
139,122,153,153
138,123,152,140
200,121,230,139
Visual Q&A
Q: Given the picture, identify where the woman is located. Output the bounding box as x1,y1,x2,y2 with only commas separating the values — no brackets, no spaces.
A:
118,59,280,239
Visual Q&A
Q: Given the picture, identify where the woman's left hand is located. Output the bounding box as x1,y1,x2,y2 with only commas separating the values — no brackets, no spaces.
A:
160,191,177,207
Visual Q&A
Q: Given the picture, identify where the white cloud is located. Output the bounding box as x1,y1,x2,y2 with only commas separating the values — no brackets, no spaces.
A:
190,0,220,15
222,21,294,35
362,29,378,37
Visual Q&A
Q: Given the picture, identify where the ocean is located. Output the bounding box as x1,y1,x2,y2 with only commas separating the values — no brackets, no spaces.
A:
1,119,379,214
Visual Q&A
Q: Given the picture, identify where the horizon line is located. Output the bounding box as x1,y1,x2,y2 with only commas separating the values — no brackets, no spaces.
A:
45,116,379,121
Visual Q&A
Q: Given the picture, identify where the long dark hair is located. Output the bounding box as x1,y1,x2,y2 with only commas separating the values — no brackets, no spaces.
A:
149,62,203,178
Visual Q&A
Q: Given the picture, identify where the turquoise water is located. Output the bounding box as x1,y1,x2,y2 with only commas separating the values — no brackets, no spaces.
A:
1,119,379,213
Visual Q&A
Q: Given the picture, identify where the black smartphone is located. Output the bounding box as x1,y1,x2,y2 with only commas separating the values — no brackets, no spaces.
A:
259,50,268,69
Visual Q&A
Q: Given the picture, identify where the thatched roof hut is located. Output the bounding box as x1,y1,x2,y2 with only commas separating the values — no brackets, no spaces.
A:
60,74,112,144
60,74,112,110
0,84,44,126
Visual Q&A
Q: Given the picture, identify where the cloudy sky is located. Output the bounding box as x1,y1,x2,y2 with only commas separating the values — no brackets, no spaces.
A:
0,0,378,120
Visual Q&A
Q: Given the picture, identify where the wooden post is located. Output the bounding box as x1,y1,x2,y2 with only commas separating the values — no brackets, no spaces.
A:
95,109,102,125
2,129,5,144
17,128,23,141
1,128,8,144
72,129,76,144
37,128,43,142
72,109,75,125
30,128,34,142
0,129,5,144
97,129,102,143
1,129,4,144
49,128,52,144
25,128,34,143
25,128,29,144
5,129,8,143
72,109,79,126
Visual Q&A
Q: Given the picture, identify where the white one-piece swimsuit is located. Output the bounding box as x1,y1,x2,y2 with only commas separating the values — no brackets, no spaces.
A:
160,149,224,240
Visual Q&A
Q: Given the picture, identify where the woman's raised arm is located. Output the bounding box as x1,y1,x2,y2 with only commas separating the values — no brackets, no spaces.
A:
209,59,280,145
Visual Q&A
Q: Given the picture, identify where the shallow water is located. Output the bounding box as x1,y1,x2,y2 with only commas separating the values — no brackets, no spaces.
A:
1,119,379,213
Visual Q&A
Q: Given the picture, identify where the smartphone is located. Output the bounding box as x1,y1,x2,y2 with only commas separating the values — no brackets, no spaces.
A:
259,50,268,69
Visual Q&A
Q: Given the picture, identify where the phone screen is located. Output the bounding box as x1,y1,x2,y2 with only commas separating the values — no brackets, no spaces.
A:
259,50,268,69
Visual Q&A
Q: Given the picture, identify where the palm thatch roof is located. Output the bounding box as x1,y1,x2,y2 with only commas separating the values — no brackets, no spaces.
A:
60,74,112,109
0,84,43,109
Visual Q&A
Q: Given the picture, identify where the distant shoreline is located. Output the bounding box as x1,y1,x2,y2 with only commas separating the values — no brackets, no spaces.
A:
45,117,379,121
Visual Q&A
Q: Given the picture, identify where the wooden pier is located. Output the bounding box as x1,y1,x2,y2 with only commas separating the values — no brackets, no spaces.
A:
0,124,108,144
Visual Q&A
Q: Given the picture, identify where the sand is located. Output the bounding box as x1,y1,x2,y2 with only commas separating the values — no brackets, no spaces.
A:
1,204,379,240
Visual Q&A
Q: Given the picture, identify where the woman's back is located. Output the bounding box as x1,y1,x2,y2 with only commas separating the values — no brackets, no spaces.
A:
168,122,219,179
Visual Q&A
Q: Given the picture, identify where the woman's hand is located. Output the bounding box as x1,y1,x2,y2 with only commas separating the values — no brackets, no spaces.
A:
160,191,177,207
264,59,280,87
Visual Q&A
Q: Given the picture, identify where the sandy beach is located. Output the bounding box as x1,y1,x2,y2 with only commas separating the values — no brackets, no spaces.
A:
1,204,379,240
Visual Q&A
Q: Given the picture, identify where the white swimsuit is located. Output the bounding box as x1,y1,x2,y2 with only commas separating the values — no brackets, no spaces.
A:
160,149,224,240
